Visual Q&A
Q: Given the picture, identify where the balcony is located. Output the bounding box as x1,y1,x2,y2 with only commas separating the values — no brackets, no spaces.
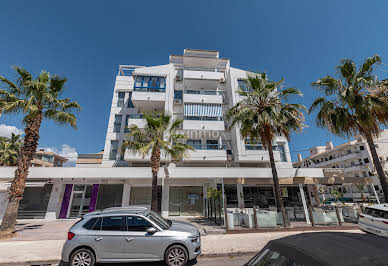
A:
183,70,224,81
124,150,169,162
183,89,223,104
184,144,227,161
126,114,147,128
313,151,361,167
131,75,166,110
344,164,367,173
182,117,225,131
131,88,165,110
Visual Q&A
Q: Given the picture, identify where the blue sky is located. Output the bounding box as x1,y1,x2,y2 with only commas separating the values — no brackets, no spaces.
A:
1,0,387,163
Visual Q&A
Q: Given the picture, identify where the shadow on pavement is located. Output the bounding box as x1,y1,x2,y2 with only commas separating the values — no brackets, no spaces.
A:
59,259,198,266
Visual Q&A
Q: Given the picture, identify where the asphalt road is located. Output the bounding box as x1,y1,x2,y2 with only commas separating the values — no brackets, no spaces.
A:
59,255,253,266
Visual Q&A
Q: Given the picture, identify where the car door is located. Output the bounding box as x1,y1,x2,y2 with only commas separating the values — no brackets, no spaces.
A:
122,215,164,260
93,215,127,260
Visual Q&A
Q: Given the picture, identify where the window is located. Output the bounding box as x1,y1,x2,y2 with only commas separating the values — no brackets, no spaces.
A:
364,158,370,164
146,211,171,230
91,217,102,230
117,92,125,107
126,216,152,231
347,149,351,154
174,90,183,100
245,139,263,150
134,76,166,92
83,218,99,230
109,140,119,160
127,92,134,108
237,79,251,92
187,139,202,150
360,145,365,151
184,103,223,121
124,115,131,133
362,171,367,177
206,140,219,150
113,115,122,133
101,216,125,231
278,144,287,162
364,207,388,219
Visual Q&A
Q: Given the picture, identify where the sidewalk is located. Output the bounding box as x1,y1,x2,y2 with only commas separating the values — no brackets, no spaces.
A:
0,229,363,265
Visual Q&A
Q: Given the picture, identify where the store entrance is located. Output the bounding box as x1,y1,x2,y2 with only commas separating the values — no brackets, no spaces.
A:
169,186,203,216
68,185,92,218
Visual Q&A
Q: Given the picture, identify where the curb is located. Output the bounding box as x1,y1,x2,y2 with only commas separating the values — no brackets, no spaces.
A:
0,260,60,266
200,251,257,258
0,252,258,265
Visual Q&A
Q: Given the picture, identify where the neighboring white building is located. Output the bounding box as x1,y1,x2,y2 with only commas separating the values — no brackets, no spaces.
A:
0,49,329,221
293,129,388,202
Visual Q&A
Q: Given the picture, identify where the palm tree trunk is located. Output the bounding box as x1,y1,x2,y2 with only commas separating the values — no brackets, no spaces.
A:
0,113,42,235
267,144,290,227
150,147,161,213
364,132,388,203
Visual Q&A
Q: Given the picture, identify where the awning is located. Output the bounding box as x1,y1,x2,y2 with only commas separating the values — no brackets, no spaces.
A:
184,103,223,117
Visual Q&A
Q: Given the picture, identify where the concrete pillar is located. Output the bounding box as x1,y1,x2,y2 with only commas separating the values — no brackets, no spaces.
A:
299,184,311,225
237,184,245,209
0,187,9,221
45,183,63,220
161,181,169,218
122,183,131,207
203,186,208,217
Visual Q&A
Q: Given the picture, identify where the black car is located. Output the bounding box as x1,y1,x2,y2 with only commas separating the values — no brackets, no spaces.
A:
244,232,388,266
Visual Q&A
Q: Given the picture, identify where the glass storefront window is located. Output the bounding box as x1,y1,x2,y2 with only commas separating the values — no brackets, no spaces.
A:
96,184,123,210
17,184,53,219
129,187,152,206
217,184,238,208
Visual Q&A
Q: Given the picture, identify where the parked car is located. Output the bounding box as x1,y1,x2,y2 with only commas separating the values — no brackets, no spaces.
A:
61,207,201,266
359,204,388,237
244,232,388,266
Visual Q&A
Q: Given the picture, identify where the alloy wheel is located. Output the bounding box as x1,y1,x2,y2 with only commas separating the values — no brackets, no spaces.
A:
72,251,92,266
167,248,186,266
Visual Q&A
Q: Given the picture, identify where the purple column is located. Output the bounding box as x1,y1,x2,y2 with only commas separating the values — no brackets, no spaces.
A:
88,184,100,212
59,184,73,219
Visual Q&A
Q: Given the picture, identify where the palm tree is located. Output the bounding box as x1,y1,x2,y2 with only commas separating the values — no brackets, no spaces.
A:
0,67,80,235
309,55,388,203
227,73,306,227
121,113,194,212
354,181,366,202
0,134,22,166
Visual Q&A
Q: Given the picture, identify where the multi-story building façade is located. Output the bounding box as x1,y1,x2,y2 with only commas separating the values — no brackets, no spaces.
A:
293,129,388,202
0,49,329,221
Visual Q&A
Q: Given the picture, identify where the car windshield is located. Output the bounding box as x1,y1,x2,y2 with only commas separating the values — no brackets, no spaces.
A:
363,207,388,219
146,211,171,230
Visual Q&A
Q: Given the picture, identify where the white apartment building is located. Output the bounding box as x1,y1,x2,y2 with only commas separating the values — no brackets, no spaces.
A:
0,49,327,221
293,129,388,202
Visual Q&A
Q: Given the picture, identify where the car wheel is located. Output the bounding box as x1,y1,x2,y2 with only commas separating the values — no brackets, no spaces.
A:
70,248,95,266
165,245,188,266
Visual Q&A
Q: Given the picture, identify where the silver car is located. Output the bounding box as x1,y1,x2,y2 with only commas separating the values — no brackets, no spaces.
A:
61,207,201,266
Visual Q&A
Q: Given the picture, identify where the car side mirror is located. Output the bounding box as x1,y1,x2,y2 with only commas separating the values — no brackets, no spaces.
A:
146,227,157,234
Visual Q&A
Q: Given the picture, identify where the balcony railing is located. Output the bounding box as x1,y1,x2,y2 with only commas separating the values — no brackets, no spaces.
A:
133,87,165,93
184,116,223,121
189,144,227,150
128,114,144,119
184,89,222,95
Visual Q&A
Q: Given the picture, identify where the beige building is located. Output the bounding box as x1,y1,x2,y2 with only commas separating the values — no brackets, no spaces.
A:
76,151,103,167
31,149,68,167
293,129,388,202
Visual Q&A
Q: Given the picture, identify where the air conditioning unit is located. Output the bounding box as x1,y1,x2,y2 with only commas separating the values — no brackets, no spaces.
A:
174,99,182,104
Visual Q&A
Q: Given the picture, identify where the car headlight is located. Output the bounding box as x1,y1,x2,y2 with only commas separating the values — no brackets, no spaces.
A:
189,236,199,243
